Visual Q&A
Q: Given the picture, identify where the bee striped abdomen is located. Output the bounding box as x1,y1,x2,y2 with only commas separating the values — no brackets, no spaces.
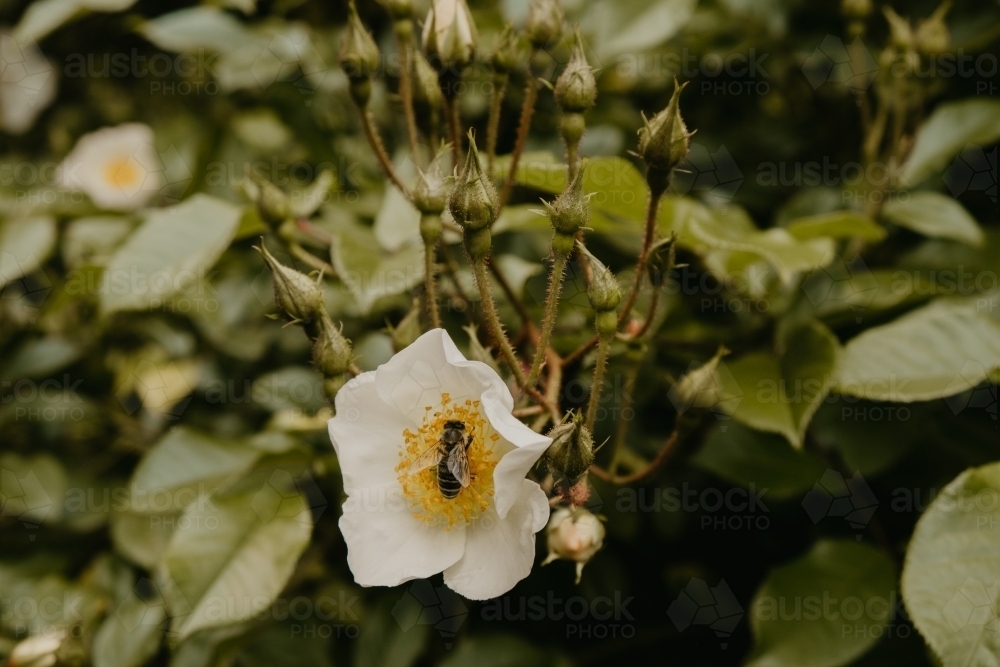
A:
437,456,462,499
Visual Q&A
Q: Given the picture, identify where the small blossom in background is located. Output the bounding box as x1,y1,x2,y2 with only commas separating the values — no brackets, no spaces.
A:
542,507,605,583
58,123,163,211
328,328,552,600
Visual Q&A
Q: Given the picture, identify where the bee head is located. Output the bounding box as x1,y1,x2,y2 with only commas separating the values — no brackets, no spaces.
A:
444,420,466,431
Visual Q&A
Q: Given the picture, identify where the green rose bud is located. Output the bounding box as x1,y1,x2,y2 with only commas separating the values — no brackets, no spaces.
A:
384,0,413,21
543,161,590,240
554,29,597,113
422,0,478,72
577,242,621,314
669,345,730,413
525,0,563,48
448,131,498,231
883,7,914,52
646,233,679,287
544,414,595,483
411,50,444,112
637,79,693,194
489,25,518,74
257,243,324,323
915,2,950,56
244,169,290,226
312,311,354,377
339,1,381,81
413,147,451,215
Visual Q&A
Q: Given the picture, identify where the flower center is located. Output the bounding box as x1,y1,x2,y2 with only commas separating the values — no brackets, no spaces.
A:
396,393,499,530
103,155,140,190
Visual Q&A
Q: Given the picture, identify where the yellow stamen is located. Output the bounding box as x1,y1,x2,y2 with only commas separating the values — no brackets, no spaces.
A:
103,155,140,189
396,396,498,530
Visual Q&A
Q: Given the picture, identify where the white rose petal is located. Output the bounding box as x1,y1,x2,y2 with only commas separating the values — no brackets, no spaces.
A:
58,123,164,211
328,328,552,598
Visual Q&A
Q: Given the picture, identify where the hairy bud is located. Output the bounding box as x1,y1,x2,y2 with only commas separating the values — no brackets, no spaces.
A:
883,7,914,52
554,29,596,113
257,244,324,323
525,0,563,47
244,169,290,226
542,507,605,584
577,243,621,317
313,311,354,377
449,131,498,231
339,1,381,81
422,0,478,71
543,162,590,239
413,147,451,215
489,26,518,74
637,79,693,194
411,50,444,112
647,233,679,287
669,346,730,412
545,414,595,483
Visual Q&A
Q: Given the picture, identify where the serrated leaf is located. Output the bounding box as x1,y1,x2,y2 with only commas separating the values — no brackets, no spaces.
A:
833,299,1000,402
747,540,897,667
901,462,1000,667
161,487,313,639
882,192,984,247
101,194,242,314
901,98,1000,186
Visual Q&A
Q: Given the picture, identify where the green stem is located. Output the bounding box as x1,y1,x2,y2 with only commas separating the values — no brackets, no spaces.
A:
526,250,568,387
584,333,612,432
608,353,640,474
499,49,541,208
470,258,527,387
486,74,509,175
356,104,411,199
423,236,441,329
617,188,664,325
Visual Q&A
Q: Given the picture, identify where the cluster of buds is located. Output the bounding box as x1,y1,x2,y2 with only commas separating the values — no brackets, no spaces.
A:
577,243,621,337
449,132,498,262
339,1,381,105
257,244,353,399
542,507,605,583
637,79,693,196
542,164,591,257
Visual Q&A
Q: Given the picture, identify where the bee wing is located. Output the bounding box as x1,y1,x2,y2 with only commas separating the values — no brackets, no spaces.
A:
407,443,444,474
447,445,471,488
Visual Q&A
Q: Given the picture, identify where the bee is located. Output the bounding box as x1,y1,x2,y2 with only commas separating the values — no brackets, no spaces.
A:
407,420,473,499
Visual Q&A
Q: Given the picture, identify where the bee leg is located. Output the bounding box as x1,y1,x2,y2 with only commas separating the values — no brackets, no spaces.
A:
465,434,473,450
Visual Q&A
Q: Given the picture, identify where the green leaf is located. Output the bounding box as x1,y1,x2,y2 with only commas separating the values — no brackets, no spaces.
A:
62,216,133,269
330,217,424,315
0,216,57,289
238,626,333,667
92,590,165,667
14,0,137,42
129,427,264,513
101,194,243,314
785,211,886,243
111,511,179,569
0,453,69,525
901,98,1000,186
833,299,1000,402
901,462,1000,667
139,6,251,53
808,399,920,476
718,321,840,448
692,423,828,498
160,487,313,639
687,213,835,284
3,337,83,380
881,192,984,247
747,540,897,667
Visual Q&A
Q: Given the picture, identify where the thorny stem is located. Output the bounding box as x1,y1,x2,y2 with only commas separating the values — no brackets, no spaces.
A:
356,104,411,199
584,333,612,432
423,237,442,329
442,244,473,312
590,428,682,484
566,141,580,183
527,251,569,387
630,287,662,340
470,258,526,386
486,75,509,175
499,50,541,208
489,258,533,327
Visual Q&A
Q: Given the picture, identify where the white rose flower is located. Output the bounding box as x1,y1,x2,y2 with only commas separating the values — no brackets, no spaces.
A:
328,328,552,600
58,123,163,211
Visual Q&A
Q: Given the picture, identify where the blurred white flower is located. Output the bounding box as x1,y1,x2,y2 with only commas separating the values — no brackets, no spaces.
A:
59,123,164,211
0,32,57,135
542,507,605,583
328,328,552,600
